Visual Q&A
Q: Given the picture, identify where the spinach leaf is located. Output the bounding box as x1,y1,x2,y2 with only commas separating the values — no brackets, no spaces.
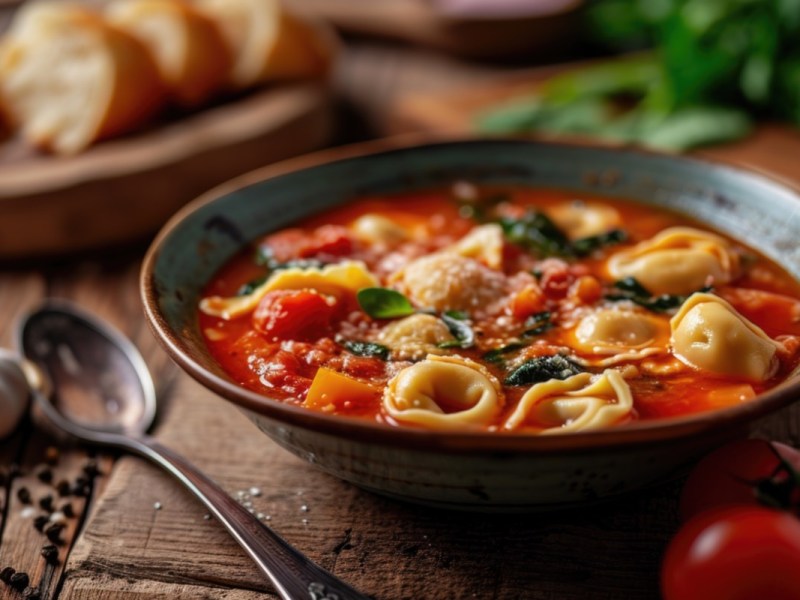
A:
605,277,712,313
504,355,584,386
438,312,475,349
499,210,573,258
341,340,390,361
236,276,268,296
483,342,527,365
523,311,554,337
571,229,628,256
357,288,415,319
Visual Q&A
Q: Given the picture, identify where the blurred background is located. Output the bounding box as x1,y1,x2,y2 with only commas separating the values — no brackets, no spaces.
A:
2,0,798,262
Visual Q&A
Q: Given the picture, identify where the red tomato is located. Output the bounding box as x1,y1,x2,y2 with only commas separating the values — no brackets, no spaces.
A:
253,290,339,342
661,506,800,600
680,439,800,521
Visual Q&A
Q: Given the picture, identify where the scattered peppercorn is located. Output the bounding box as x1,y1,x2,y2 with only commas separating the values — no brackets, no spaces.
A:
0,567,15,584
44,523,64,544
71,482,88,497
60,502,74,518
22,586,40,599
38,495,53,513
36,468,53,484
17,487,31,505
40,544,58,565
44,446,59,466
55,480,71,497
82,460,100,478
9,572,29,590
33,515,49,533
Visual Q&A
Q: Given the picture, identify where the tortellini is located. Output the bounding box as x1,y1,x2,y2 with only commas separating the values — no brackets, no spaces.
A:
504,370,633,433
607,227,740,296
377,314,455,361
445,224,505,270
571,307,669,366
200,260,378,319
670,293,782,382
548,201,621,240
383,354,504,429
350,214,409,245
392,253,506,312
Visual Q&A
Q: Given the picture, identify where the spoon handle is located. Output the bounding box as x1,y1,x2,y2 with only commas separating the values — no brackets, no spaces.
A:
132,435,370,600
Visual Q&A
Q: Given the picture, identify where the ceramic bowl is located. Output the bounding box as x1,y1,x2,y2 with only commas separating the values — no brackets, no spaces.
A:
141,137,800,511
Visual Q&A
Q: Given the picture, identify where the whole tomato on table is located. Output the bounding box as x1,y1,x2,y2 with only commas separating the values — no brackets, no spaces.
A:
661,439,800,600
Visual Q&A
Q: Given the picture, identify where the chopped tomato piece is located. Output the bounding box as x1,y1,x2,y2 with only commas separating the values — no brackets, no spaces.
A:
253,290,339,341
509,284,545,320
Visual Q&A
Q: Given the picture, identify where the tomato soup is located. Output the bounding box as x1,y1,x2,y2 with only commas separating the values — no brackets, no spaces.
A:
198,184,800,434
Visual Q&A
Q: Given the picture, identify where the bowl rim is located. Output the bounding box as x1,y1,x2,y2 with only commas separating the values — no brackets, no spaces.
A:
141,133,800,454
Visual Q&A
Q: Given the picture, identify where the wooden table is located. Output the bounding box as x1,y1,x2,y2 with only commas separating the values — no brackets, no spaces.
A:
2,38,800,600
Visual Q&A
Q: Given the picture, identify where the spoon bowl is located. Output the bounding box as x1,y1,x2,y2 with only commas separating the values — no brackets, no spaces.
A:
14,300,368,600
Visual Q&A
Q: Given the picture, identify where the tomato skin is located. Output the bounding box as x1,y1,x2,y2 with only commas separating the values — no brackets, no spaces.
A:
679,439,782,521
253,290,339,342
661,506,800,600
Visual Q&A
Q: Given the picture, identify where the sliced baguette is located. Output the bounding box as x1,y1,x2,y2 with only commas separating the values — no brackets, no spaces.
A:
0,2,165,154
193,0,335,89
107,0,232,108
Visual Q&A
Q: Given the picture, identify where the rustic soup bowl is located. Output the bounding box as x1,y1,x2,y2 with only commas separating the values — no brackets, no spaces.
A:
141,138,800,511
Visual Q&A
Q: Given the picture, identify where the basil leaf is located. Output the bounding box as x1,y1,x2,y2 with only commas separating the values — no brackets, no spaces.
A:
357,288,415,319
439,313,475,349
342,340,390,361
571,229,628,256
504,355,584,387
236,276,268,296
483,342,526,365
499,210,573,258
444,310,469,321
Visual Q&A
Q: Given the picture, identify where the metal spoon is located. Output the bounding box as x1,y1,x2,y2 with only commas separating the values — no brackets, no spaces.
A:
14,300,369,600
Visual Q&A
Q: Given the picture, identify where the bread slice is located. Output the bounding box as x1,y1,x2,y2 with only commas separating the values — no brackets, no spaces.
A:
107,0,232,108
193,0,335,89
0,2,165,154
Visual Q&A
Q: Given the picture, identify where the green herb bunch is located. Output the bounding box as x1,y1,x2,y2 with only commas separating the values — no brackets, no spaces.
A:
479,0,800,151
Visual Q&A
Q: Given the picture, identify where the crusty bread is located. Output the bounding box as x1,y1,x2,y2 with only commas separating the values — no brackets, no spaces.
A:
107,0,232,108
0,2,165,154
193,0,335,89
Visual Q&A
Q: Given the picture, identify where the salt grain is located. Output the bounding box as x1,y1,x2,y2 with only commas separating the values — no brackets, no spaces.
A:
153,502,162,510
249,487,262,497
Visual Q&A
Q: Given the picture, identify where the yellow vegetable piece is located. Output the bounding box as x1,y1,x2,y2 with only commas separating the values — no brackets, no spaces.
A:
304,367,379,412
200,260,378,320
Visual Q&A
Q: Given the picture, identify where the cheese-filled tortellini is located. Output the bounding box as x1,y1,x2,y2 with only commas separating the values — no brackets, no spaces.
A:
383,354,504,429
504,370,633,433
571,307,669,365
350,214,409,245
548,201,621,240
445,224,505,270
670,293,782,382
607,227,740,296
392,253,506,312
377,314,455,361
200,260,378,319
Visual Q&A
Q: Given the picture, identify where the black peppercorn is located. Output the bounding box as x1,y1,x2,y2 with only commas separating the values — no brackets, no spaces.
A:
44,523,64,544
55,480,71,497
9,572,29,590
40,544,59,565
36,468,53,484
38,495,53,512
17,487,31,505
33,515,49,533
60,502,75,519
0,567,15,584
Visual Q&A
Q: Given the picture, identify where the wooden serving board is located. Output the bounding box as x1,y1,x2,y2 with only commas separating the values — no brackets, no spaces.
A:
387,70,800,189
0,83,333,260
287,0,581,60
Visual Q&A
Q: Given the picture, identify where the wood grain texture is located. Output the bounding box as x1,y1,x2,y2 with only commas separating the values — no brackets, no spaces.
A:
0,84,333,259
